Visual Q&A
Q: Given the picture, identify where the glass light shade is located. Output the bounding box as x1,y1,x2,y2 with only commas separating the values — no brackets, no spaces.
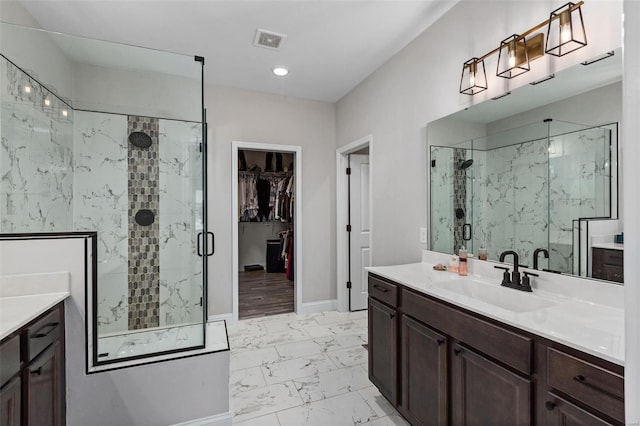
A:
497,34,530,79
545,2,587,57
459,58,487,95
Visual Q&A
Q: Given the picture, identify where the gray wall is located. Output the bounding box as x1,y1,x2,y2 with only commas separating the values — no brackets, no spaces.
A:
206,84,336,315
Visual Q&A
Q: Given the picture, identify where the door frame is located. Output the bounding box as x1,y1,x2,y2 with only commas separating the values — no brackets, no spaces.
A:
336,135,373,312
231,141,303,322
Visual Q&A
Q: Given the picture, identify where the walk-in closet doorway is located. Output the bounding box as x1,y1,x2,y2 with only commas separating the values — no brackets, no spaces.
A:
231,141,302,321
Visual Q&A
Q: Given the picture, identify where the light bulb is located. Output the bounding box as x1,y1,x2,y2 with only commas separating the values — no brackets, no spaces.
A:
24,85,31,93
272,67,289,77
559,10,572,44
508,52,516,69
469,72,476,87
62,109,68,117
44,98,51,106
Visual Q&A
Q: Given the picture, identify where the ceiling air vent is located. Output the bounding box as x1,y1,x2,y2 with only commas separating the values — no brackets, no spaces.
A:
254,29,287,50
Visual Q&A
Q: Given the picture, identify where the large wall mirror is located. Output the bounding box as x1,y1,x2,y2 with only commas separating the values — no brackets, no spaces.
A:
428,48,622,284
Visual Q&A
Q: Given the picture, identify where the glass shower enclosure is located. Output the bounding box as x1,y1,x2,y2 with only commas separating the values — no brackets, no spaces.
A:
0,22,209,370
430,120,618,276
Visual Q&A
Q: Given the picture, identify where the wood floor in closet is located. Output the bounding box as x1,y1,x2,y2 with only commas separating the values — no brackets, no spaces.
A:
239,271,294,319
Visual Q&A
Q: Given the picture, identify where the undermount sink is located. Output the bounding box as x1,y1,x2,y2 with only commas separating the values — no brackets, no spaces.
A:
430,278,558,313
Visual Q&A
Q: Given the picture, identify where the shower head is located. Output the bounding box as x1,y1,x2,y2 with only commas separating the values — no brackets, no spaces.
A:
459,159,474,170
129,131,152,149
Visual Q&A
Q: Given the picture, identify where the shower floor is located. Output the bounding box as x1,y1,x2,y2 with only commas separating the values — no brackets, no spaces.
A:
96,320,227,362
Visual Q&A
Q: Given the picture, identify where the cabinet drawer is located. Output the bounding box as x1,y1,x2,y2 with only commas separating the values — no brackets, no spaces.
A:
0,335,21,387
546,392,615,426
403,289,532,375
547,348,624,423
27,307,61,362
368,275,398,308
600,249,623,267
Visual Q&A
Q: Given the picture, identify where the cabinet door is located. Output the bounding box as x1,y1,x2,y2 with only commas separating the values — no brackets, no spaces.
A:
0,377,21,426
26,342,63,426
452,344,532,426
401,315,447,426
368,297,398,405
545,393,615,426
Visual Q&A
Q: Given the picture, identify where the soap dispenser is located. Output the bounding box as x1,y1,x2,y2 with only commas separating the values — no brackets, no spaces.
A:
458,246,468,276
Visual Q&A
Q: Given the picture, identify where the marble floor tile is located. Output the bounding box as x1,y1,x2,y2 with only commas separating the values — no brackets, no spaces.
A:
314,333,367,353
232,413,281,426
230,366,267,396
358,386,398,418
293,365,371,403
304,321,362,338
261,353,338,385
327,345,368,368
231,346,281,371
232,381,303,423
362,414,411,426
276,390,380,426
228,310,403,425
275,339,325,360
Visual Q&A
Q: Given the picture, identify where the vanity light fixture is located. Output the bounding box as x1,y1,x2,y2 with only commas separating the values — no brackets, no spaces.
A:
272,66,289,77
459,1,585,95
545,2,587,57
497,34,530,79
459,58,488,95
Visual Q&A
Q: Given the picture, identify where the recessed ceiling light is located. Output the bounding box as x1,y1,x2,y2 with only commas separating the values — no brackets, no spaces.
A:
273,67,289,77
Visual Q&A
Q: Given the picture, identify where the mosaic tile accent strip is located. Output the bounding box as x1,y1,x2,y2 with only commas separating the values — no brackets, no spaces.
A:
453,148,468,253
128,115,160,330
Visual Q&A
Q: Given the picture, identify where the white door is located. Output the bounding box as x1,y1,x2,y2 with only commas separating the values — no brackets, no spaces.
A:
349,154,371,311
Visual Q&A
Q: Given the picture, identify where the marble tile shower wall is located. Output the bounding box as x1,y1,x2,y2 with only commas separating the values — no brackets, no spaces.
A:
430,147,454,254
482,139,549,262
73,111,128,334
0,58,73,233
548,129,610,273
158,120,203,326
73,113,203,335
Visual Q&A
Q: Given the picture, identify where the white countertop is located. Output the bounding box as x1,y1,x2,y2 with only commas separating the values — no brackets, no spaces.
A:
592,242,624,251
367,260,624,366
1,292,69,341
0,272,70,341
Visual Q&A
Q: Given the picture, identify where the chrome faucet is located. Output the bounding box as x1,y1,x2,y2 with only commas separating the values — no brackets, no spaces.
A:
533,248,549,270
495,250,534,292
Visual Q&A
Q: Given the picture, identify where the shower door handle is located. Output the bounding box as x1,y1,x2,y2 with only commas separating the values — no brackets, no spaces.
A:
463,224,472,241
206,232,215,256
197,232,214,256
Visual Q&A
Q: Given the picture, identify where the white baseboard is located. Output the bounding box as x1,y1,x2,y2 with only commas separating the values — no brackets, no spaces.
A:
208,313,233,324
298,299,338,315
172,411,231,426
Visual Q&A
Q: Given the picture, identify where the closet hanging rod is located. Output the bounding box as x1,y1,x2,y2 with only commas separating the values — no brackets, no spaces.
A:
238,170,293,176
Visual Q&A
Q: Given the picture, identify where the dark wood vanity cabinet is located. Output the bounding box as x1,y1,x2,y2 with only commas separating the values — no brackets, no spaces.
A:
0,303,65,426
368,278,398,405
452,344,532,426
367,273,624,426
400,315,447,425
592,247,623,283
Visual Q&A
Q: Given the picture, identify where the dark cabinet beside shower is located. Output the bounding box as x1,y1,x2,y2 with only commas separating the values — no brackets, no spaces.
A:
0,303,65,426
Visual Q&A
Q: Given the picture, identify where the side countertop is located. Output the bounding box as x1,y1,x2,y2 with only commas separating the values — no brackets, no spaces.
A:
367,256,624,366
0,272,70,341
592,242,624,251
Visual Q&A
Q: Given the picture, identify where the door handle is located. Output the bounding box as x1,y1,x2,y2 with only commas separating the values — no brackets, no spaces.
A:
197,232,203,257
206,232,215,256
463,224,472,241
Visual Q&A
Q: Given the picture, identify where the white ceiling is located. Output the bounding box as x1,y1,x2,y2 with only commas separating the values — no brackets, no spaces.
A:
16,0,457,102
